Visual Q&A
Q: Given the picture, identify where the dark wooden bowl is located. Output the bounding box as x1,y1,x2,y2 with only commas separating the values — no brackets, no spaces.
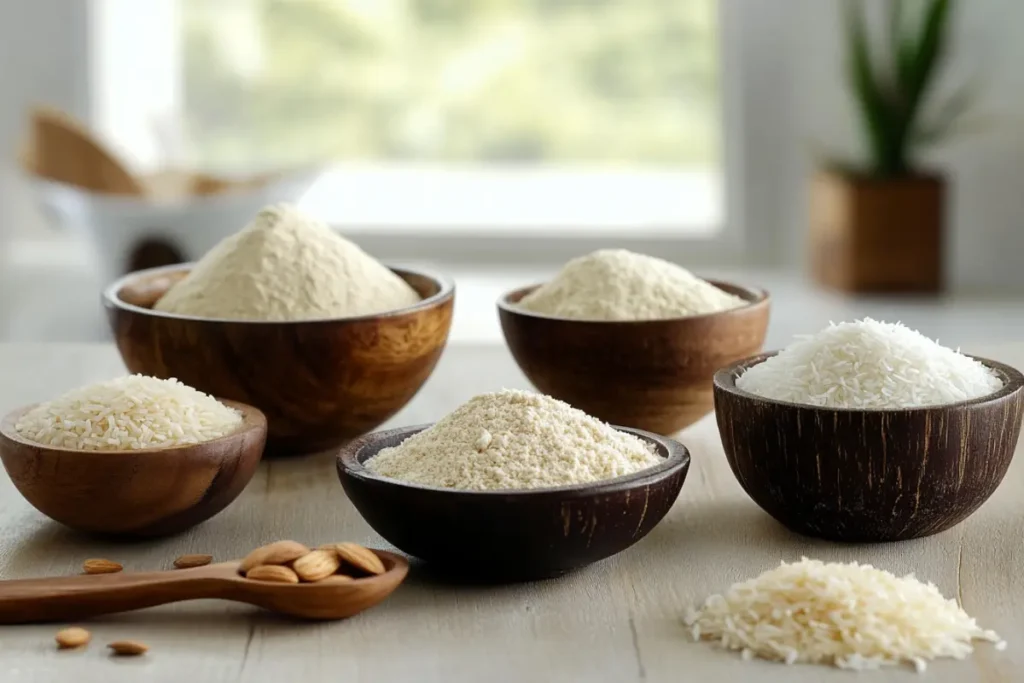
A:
498,280,770,435
714,353,1024,542
102,263,455,455
336,424,689,581
0,400,267,537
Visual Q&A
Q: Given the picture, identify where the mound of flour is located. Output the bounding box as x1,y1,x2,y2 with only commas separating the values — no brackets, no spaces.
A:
364,389,661,490
154,203,420,321
517,249,746,321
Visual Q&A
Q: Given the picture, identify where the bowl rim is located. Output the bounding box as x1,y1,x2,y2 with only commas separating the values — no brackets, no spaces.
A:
0,398,267,456
714,351,1024,413
336,423,690,497
495,278,770,324
102,262,456,324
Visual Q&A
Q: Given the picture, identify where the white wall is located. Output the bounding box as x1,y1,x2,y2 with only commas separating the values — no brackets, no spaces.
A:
787,0,1024,294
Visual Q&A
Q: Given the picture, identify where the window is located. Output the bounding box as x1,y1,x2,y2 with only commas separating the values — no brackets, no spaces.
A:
178,0,722,237
10,1,796,266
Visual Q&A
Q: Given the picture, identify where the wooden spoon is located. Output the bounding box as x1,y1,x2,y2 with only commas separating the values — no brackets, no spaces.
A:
0,552,408,624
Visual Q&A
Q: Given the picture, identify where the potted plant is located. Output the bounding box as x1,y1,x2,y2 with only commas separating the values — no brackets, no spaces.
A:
810,0,972,294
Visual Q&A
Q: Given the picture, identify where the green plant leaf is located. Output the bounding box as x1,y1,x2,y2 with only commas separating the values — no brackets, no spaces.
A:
845,0,897,172
913,82,976,145
903,0,952,123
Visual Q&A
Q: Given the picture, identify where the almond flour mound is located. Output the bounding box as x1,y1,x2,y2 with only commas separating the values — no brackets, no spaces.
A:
364,389,662,490
154,203,420,321
517,249,746,321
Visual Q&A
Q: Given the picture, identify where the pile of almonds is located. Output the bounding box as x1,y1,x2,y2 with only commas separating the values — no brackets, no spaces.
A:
240,541,385,584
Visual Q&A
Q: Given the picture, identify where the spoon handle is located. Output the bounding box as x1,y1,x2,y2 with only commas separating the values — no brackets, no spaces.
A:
0,563,236,624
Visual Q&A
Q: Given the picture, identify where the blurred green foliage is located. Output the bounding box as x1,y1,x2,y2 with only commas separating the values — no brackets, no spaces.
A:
183,0,719,169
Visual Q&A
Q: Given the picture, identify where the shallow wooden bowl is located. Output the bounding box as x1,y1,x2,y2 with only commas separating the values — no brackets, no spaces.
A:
498,280,770,435
103,263,455,455
0,400,267,537
336,424,689,581
714,353,1024,542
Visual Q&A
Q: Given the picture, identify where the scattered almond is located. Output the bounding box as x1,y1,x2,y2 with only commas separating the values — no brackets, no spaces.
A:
246,564,300,583
240,541,309,572
292,550,341,583
108,640,149,656
333,543,386,576
55,627,91,649
82,559,123,575
173,554,213,569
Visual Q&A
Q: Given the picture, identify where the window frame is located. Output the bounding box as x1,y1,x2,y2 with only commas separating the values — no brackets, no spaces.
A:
21,0,798,268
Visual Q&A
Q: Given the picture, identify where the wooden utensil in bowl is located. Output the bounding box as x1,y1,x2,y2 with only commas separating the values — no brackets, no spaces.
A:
22,106,144,196
0,552,407,624
337,424,689,581
0,401,267,537
498,280,770,435
103,264,455,455
713,353,1024,542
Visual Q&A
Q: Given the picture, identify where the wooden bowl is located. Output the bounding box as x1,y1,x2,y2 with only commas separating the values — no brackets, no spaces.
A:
336,424,690,581
498,281,770,435
103,263,455,455
0,401,267,537
714,353,1024,542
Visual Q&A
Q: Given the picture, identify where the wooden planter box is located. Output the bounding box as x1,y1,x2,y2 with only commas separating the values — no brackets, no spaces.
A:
809,170,945,294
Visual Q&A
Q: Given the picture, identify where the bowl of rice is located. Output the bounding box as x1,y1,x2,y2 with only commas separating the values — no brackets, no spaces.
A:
497,249,770,436
101,203,454,455
0,375,267,537
713,318,1024,542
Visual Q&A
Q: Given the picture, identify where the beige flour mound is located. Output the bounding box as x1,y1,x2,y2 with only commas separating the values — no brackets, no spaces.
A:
364,389,661,490
517,249,746,321
154,203,420,321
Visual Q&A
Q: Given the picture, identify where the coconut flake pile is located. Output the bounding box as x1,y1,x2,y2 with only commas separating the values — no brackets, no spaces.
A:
685,557,1005,673
735,318,1003,409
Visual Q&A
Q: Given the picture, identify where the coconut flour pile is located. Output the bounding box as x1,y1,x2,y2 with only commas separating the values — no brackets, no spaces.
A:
516,249,746,321
364,389,661,490
155,203,420,320
736,318,1003,409
15,375,242,451
685,557,1005,672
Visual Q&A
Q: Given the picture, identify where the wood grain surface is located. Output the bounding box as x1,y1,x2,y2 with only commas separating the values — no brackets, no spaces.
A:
0,342,1022,682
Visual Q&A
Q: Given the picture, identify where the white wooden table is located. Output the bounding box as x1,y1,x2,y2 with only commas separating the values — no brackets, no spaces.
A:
0,341,1021,683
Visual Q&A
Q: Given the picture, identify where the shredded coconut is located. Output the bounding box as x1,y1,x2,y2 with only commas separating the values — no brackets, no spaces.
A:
14,375,243,451
154,203,420,321
516,249,746,321
364,389,661,490
735,318,1003,409
685,557,1005,672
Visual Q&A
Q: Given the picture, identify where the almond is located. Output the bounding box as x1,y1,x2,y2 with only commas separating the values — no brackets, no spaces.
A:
317,574,354,585
173,554,213,569
82,559,123,575
55,627,91,649
333,543,386,576
245,564,300,583
108,640,148,656
292,550,341,583
239,541,309,572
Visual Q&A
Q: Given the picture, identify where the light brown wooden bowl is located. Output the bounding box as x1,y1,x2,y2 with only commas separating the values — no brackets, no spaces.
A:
102,263,454,455
497,280,770,435
0,400,267,537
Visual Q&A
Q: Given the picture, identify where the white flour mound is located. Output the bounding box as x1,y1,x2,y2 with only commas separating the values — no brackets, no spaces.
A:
364,389,662,490
736,318,1003,408
154,203,420,321
516,249,746,321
